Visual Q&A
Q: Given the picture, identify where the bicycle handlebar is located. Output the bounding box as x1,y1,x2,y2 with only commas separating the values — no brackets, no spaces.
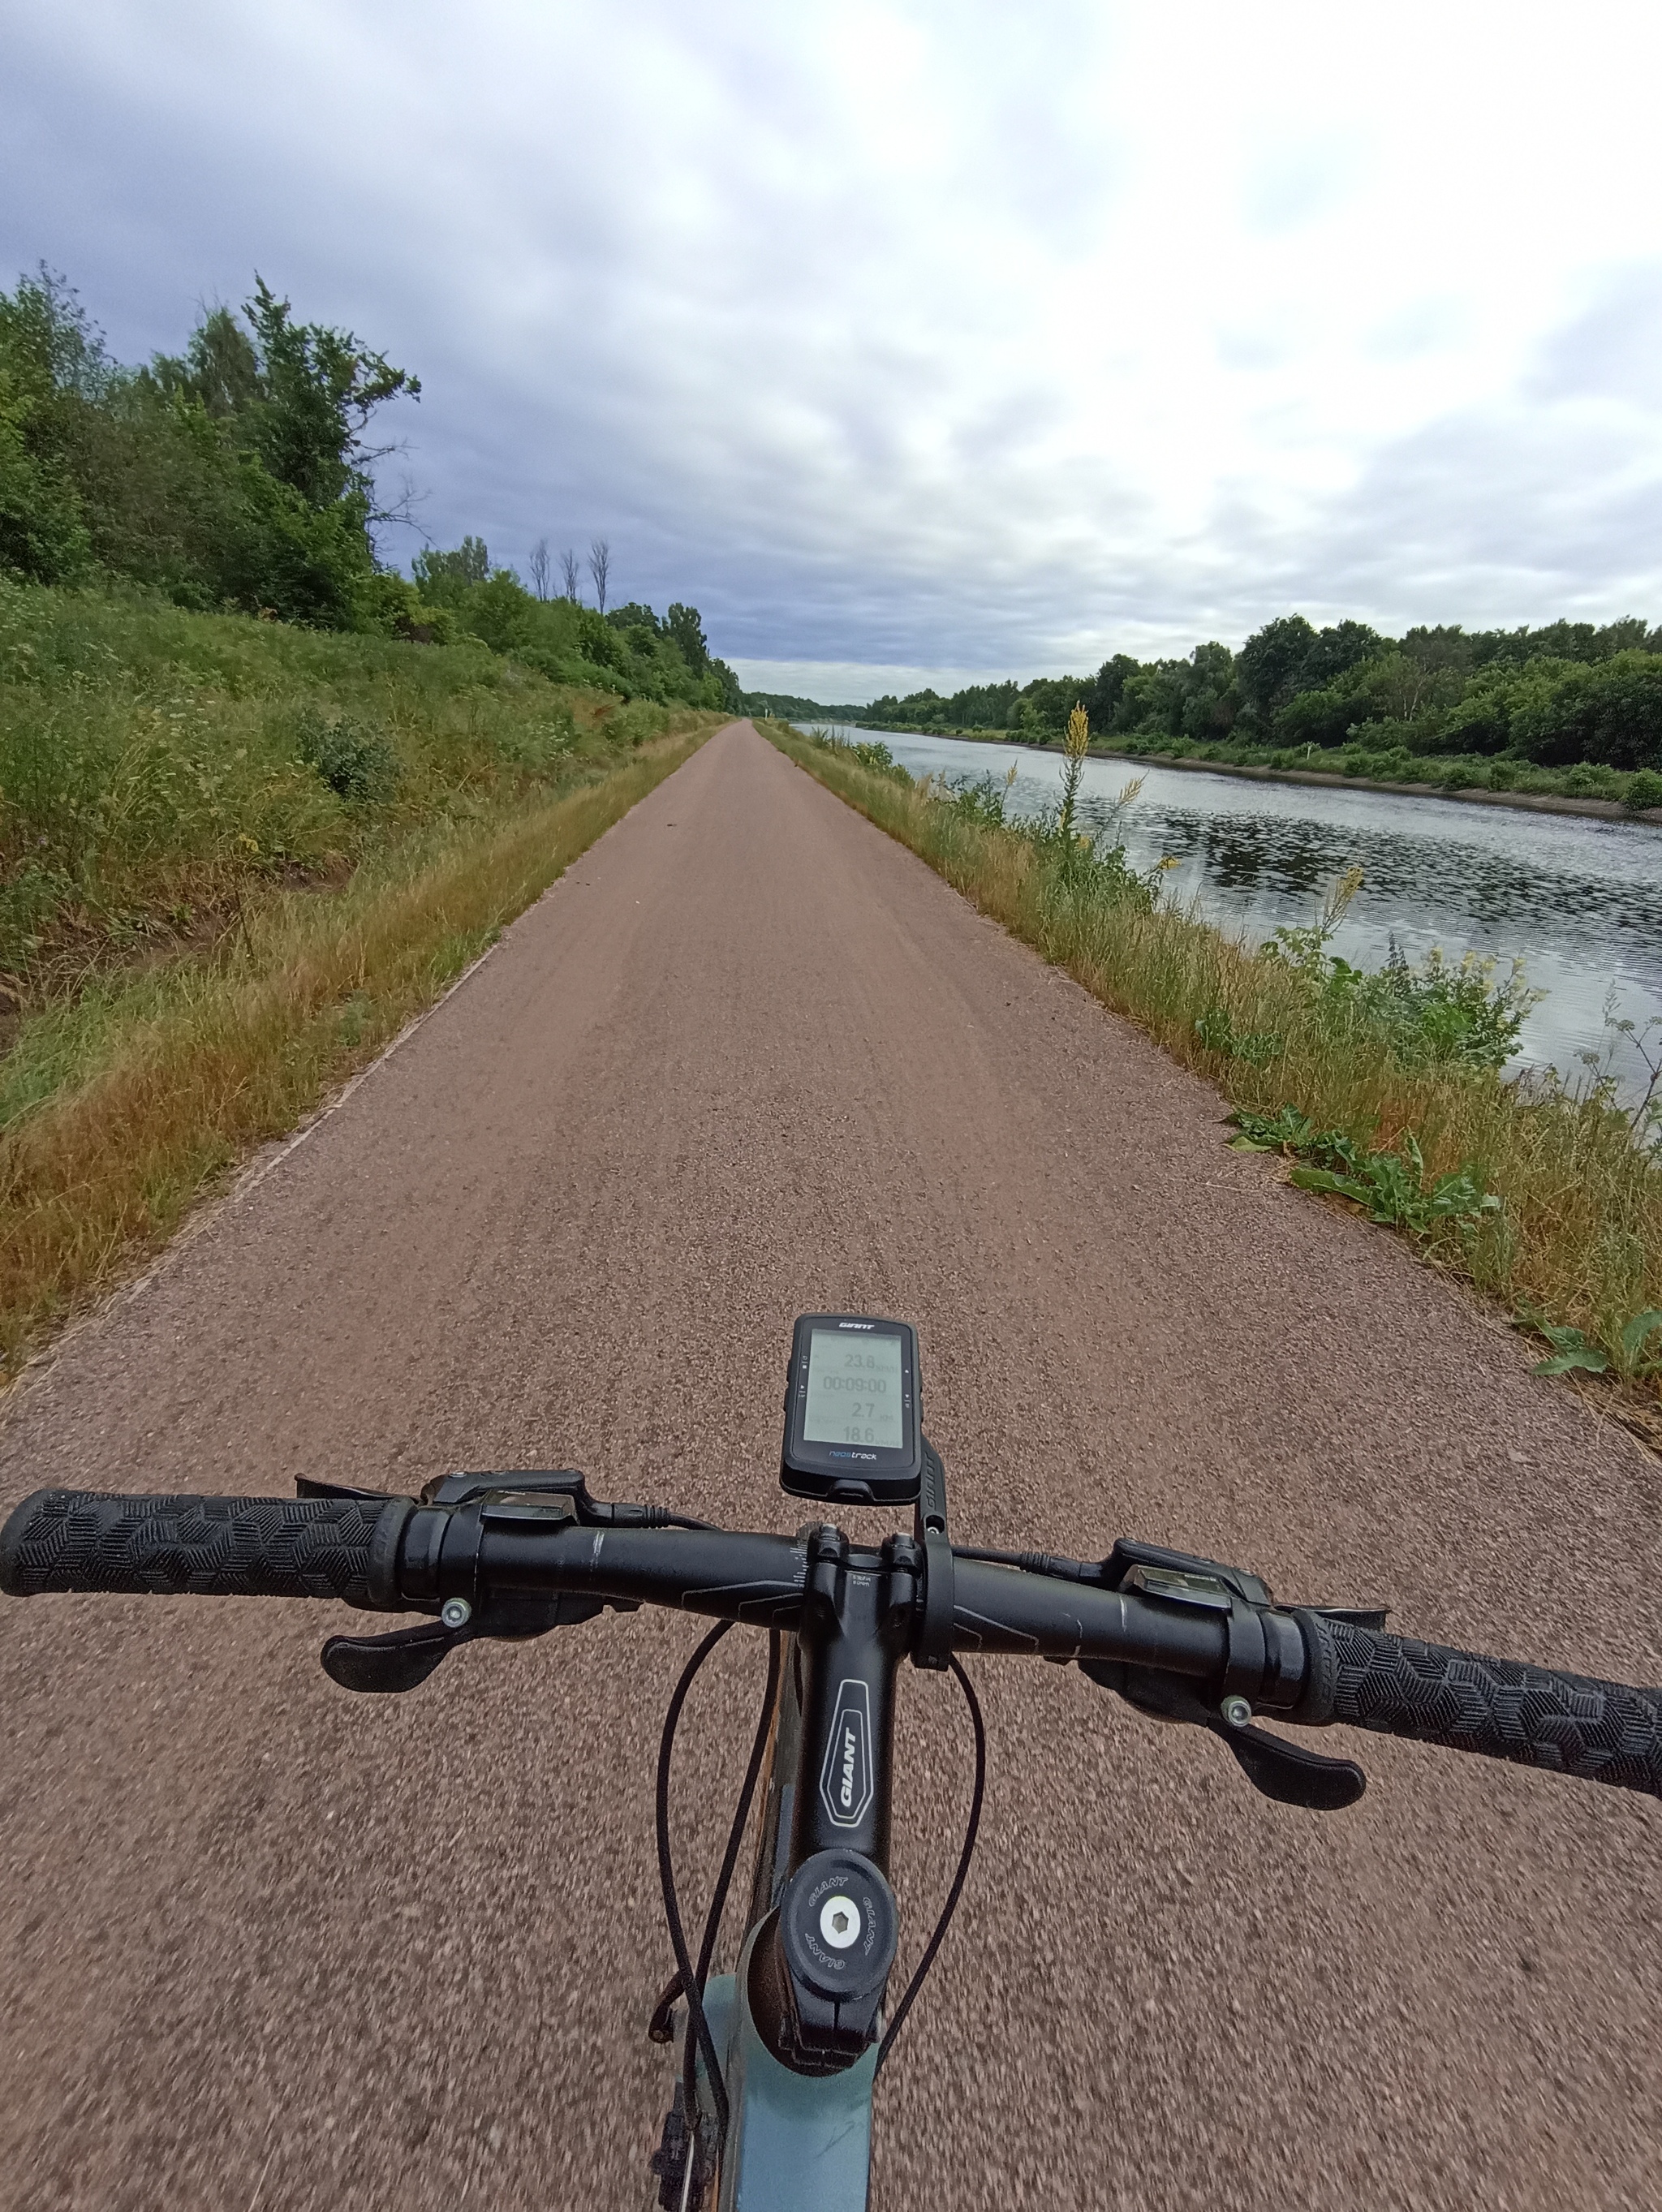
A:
1294,1609,1662,1794
3,1486,1660,1801
0,1489,407,1607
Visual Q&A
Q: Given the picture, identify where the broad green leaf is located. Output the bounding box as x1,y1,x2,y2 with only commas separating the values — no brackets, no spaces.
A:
1290,1166,1371,1203
1532,1348,1608,1376
1618,1309,1662,1361
1537,1322,1593,1353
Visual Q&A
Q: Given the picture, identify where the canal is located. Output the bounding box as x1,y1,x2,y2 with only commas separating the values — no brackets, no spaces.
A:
837,730,1662,1099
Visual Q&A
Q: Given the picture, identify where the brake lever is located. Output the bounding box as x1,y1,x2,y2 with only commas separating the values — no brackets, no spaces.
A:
321,1619,473,1693
1079,1656,1367,1810
1212,1719,1365,1810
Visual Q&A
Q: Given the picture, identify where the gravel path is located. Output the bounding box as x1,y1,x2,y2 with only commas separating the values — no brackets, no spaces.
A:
2,720,1658,2211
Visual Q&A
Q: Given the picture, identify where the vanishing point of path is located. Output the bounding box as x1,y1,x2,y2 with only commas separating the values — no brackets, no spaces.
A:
2,720,1657,2210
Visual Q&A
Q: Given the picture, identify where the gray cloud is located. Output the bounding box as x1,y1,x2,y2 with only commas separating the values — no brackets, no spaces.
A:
4,1,1662,697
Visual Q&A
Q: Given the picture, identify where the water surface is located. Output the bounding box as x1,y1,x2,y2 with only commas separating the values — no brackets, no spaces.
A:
833,729,1662,1097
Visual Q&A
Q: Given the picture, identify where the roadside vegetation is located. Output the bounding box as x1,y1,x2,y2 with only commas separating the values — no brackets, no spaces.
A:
0,265,738,1373
0,265,743,709
766,717,1662,1443
762,610,1662,813
0,611,719,1374
0,578,710,1012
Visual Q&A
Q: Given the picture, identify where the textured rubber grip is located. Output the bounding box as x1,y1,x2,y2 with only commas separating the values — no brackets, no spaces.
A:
0,1488,411,1609
1296,1612,1662,1799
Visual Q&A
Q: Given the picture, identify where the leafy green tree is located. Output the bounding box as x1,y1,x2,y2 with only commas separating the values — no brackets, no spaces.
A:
1400,624,1475,675
1089,654,1139,727
151,304,261,420
1181,640,1238,739
236,278,417,513
0,267,420,629
1277,682,1367,750
665,602,710,674
412,537,491,605
1300,620,1384,689
0,269,101,583
1237,614,1316,722
1509,652,1662,768
1113,661,1184,735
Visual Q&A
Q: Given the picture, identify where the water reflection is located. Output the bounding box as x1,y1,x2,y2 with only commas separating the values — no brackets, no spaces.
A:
848,729,1662,1096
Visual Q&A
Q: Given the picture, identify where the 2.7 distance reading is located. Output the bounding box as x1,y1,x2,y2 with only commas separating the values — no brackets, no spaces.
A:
802,1328,904,1450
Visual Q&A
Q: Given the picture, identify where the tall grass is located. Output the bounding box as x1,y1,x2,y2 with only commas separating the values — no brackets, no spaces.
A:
764,723,1662,1431
0,578,690,1002
0,732,713,1375
0,577,725,1375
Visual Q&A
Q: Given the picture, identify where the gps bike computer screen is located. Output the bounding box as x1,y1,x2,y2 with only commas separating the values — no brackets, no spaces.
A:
803,1328,904,1448
781,1315,923,1505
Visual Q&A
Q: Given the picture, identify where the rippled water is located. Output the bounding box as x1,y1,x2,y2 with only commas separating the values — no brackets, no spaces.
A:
839,729,1662,1097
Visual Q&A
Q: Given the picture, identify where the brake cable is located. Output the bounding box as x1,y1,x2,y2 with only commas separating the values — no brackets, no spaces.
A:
654,1622,784,2184
874,1655,985,2080
679,1631,782,2141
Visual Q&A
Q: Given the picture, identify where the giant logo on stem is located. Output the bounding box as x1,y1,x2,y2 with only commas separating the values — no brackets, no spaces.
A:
818,1678,874,1830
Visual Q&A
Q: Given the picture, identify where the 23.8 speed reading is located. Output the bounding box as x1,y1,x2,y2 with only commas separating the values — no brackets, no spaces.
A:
801,1328,904,1449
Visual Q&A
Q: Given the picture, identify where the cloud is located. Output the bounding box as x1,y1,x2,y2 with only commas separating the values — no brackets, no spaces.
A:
5,0,1662,691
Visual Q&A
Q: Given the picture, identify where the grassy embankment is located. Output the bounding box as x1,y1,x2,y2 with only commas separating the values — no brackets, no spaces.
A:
0,582,724,1375
838,724,1662,814
764,721,1662,1441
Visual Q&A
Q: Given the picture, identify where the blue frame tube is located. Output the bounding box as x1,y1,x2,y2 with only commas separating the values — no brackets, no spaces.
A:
703,1931,877,2212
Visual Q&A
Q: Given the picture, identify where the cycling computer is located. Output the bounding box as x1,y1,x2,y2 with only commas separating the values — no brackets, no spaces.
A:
781,1315,923,1506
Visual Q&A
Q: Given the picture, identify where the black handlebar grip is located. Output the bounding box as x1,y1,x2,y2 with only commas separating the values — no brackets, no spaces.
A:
1296,1612,1662,1799
0,1488,414,1610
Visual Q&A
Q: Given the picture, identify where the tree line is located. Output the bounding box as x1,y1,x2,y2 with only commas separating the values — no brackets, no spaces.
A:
0,267,740,711
410,533,740,710
842,613,1662,772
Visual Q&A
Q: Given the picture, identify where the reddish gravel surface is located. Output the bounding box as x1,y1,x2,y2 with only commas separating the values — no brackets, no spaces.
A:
2,719,1659,2211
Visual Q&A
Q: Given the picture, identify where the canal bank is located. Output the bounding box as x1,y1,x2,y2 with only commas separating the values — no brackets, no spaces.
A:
829,728,1662,1103
821,726,1662,829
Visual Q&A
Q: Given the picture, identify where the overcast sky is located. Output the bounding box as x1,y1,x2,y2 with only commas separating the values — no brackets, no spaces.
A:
6,0,1662,699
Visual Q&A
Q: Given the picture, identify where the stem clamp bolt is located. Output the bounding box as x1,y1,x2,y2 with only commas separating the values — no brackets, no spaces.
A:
1221,1694,1252,1729
441,1597,473,1630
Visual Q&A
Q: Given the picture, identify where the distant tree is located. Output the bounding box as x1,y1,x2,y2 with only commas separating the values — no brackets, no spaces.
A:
1238,614,1317,721
1400,624,1475,675
1091,654,1139,726
606,600,661,634
237,277,418,513
1509,652,1662,769
588,536,610,613
559,546,581,600
1182,640,1238,738
1300,620,1385,689
412,536,490,605
666,601,710,674
528,536,549,600
1115,661,1185,735
152,303,261,419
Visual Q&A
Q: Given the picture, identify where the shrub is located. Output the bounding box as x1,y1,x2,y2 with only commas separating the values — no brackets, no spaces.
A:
1510,652,1662,770
292,709,398,803
1624,768,1662,814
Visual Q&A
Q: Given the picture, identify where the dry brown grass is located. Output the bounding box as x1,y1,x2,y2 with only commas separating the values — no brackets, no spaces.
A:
0,728,715,1377
767,724,1662,1430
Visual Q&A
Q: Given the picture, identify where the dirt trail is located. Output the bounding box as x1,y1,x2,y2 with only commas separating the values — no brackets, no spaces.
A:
2,719,1657,2211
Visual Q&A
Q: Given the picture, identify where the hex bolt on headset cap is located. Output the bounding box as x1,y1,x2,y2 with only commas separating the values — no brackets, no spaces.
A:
780,1849,898,2005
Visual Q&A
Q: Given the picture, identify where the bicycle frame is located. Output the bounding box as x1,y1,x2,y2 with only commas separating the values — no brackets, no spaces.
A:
694,1632,880,2212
